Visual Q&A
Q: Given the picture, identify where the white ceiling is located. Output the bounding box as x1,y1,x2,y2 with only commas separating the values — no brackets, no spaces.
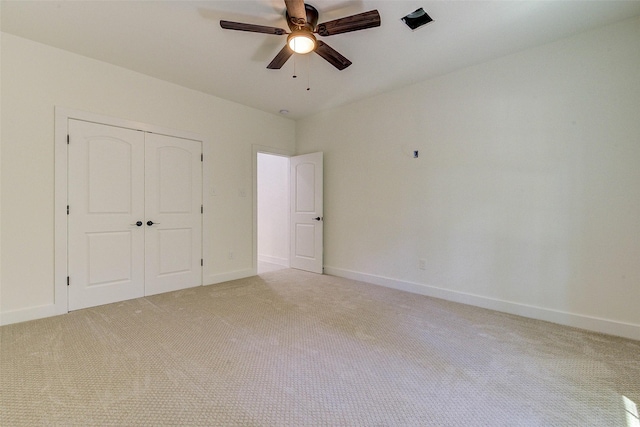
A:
2,1,640,119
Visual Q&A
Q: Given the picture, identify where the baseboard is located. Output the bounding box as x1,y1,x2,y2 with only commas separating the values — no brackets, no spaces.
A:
6,267,637,341
206,268,256,286
324,266,640,341
258,255,289,267
0,303,65,326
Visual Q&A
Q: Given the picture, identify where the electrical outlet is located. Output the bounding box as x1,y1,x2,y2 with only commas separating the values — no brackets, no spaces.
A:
418,259,426,270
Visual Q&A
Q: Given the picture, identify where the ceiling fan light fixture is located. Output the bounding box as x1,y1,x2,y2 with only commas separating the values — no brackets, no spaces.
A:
287,30,316,54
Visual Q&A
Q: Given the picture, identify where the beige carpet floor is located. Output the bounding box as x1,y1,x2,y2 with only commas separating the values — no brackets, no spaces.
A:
1,269,639,426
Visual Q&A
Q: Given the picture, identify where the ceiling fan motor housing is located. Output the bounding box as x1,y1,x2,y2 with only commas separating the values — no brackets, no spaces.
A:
286,4,319,31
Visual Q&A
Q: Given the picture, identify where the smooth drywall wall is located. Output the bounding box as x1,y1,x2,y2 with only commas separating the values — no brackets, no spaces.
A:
296,17,640,339
257,153,289,267
0,6,3,315
0,33,294,321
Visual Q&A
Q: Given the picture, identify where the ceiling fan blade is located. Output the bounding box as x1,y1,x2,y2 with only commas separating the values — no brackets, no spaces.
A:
267,45,294,69
220,20,287,35
285,0,307,26
314,41,352,70
316,10,381,36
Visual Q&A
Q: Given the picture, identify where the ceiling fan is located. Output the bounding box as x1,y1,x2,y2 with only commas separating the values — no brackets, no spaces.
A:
220,0,381,71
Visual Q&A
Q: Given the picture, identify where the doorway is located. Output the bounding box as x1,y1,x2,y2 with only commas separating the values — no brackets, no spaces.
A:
257,152,290,274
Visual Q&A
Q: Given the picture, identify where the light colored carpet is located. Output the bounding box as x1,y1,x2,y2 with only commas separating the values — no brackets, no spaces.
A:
1,269,639,426
257,260,288,274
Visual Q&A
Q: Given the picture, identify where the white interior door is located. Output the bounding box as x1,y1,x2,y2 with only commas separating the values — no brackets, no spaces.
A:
68,120,145,310
144,133,202,296
290,152,323,274
68,121,203,310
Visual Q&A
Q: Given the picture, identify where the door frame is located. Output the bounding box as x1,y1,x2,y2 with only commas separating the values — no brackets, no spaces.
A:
54,107,210,314
252,145,293,275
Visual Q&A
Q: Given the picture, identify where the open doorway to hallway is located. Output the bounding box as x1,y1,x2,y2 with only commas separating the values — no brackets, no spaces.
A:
257,152,290,274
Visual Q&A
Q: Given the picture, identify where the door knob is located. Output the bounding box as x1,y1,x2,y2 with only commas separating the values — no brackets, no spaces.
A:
146,220,155,226
130,221,143,227
313,217,323,221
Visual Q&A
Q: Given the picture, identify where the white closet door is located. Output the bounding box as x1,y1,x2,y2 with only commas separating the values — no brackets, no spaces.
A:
68,120,145,310
144,133,202,296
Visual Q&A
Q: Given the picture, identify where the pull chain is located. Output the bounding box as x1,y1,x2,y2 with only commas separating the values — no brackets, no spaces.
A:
292,54,297,79
306,54,311,91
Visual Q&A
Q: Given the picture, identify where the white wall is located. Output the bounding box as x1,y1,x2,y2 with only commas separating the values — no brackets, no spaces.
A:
257,153,289,267
296,17,640,340
0,5,3,317
0,33,295,323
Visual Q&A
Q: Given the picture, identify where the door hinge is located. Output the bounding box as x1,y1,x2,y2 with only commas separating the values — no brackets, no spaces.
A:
201,259,203,266
67,205,70,215
67,134,70,144
67,276,70,286
201,205,203,214
201,153,203,162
